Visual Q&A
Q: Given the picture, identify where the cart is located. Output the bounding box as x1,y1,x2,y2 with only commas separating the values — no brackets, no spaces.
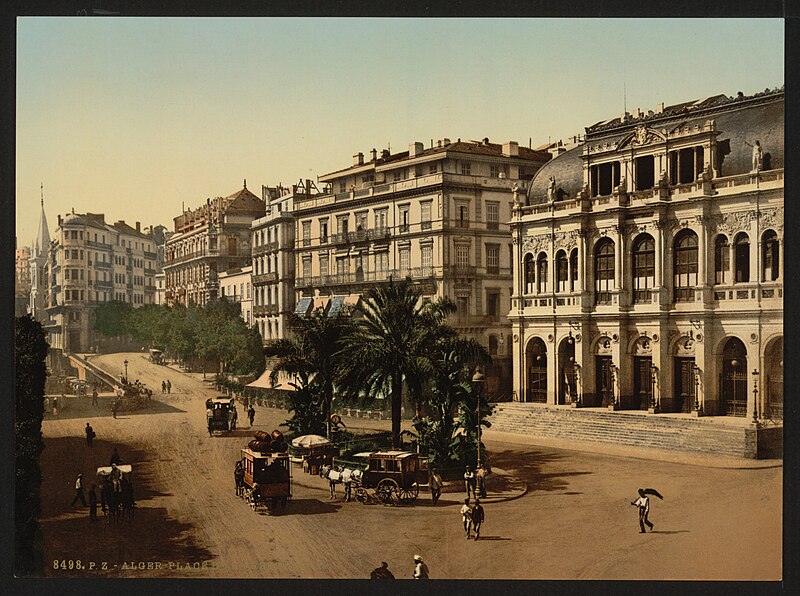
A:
349,451,423,506
240,448,291,512
148,348,165,365
206,397,235,434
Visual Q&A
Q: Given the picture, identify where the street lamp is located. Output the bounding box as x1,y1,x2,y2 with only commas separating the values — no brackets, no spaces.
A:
692,364,701,412
123,359,129,381
472,370,485,468
609,363,618,408
752,368,760,424
650,363,658,410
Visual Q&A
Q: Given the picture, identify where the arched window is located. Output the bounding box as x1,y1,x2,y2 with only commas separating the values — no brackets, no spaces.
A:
569,248,578,291
632,234,655,303
594,238,615,305
734,232,750,283
762,230,779,281
524,253,534,294
714,235,730,284
556,250,569,292
537,252,548,294
673,229,698,302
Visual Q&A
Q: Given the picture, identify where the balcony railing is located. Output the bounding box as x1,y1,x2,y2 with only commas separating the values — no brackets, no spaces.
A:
253,304,280,317
448,265,477,277
296,267,437,289
253,272,278,284
94,261,112,269
165,250,207,266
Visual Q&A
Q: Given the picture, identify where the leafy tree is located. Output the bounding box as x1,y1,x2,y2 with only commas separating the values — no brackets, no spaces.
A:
281,385,327,436
15,315,48,576
338,278,455,449
93,300,133,337
265,310,351,438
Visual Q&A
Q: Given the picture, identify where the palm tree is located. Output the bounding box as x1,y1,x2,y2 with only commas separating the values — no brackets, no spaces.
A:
264,309,350,438
338,278,455,448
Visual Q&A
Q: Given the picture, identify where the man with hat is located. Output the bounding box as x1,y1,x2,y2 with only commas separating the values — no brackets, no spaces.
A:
370,561,395,579
471,499,485,540
71,473,87,507
412,555,429,579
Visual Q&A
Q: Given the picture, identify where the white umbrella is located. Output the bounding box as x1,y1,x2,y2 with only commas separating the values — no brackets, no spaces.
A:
291,434,330,448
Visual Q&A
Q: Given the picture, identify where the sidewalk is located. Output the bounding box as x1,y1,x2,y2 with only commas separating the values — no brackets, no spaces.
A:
483,428,783,470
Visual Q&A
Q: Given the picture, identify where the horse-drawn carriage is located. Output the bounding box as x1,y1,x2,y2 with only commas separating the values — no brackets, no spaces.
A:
206,397,235,434
96,464,135,521
148,348,165,365
239,448,291,512
326,451,424,506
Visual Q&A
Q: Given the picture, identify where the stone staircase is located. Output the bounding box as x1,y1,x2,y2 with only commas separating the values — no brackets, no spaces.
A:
487,402,760,458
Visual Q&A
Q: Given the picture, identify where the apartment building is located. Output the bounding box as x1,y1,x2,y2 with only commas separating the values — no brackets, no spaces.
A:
219,265,253,326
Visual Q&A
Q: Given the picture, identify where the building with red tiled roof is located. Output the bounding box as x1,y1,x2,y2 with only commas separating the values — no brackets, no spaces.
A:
164,181,266,307
293,137,550,396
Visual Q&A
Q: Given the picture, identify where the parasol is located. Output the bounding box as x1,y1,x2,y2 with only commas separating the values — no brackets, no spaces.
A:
291,434,330,448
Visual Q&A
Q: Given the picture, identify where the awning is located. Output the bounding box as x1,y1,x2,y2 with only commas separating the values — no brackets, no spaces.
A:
295,297,313,316
246,369,299,391
327,295,345,317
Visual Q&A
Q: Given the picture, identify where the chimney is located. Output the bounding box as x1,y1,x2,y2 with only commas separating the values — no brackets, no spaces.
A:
409,141,424,157
58,214,62,226
443,138,451,146
353,152,364,166
370,148,377,161
436,140,442,148
381,149,390,159
655,102,664,114
306,179,312,197
136,221,141,233
502,141,519,157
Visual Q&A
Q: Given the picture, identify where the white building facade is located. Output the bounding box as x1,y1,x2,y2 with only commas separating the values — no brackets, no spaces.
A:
510,88,783,422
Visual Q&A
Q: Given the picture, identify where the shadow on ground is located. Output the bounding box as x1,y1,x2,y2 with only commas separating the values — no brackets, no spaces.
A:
487,448,593,494
43,396,185,421
40,437,211,577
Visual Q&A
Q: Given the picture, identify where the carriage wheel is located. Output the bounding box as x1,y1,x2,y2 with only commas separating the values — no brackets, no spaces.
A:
398,482,420,504
376,479,400,506
355,487,369,504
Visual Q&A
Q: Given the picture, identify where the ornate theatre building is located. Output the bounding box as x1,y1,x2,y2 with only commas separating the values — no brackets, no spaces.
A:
509,88,783,429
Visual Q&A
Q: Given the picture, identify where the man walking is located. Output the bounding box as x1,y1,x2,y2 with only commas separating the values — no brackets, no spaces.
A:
429,468,443,504
111,399,118,419
464,466,476,498
476,464,488,498
85,422,95,447
412,555,429,579
88,484,98,521
207,405,214,436
631,488,655,533
231,406,238,430
71,474,87,507
166,380,171,394
91,388,98,406
161,381,166,394
248,405,255,427
471,499,485,540
460,498,473,539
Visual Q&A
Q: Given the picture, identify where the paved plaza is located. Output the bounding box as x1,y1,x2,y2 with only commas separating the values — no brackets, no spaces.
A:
39,352,781,580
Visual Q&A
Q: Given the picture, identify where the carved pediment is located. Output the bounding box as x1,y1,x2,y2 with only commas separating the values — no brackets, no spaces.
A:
618,126,667,149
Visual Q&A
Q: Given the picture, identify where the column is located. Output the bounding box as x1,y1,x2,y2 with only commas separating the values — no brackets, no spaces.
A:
614,226,623,293
697,215,707,297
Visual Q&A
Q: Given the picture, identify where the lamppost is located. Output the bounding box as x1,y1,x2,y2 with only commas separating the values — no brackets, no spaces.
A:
123,359,129,381
609,363,617,408
692,363,701,413
472,370,485,468
650,363,658,411
752,368,760,424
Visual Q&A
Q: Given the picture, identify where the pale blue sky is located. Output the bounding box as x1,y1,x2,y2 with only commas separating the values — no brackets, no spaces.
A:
16,17,784,245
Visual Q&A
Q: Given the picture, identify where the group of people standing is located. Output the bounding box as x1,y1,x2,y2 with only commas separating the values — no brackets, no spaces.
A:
160,380,172,394
71,447,134,522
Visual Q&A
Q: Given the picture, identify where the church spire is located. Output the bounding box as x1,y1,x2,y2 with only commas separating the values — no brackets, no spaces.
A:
34,183,51,257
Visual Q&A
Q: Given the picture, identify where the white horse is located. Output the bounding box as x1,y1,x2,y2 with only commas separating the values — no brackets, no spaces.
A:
320,465,363,500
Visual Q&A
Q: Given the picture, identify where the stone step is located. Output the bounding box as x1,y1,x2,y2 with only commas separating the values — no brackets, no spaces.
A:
486,404,756,458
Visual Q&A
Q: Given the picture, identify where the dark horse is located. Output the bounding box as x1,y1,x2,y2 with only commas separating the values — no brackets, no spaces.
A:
100,479,121,523
120,476,135,521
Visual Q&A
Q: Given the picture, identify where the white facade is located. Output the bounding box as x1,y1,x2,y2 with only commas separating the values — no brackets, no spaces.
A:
219,265,253,327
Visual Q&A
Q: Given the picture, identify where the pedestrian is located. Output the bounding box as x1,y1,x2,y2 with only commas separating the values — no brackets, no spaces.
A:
329,477,337,500
248,405,255,427
167,380,171,394
71,474,87,507
471,499,485,540
631,488,662,533
85,422,95,447
161,381,166,394
234,460,245,496
88,484,98,521
91,389,98,406
111,399,118,419
344,475,352,502
243,396,249,409
464,466,476,498
231,406,238,430
370,561,395,579
207,405,214,436
110,446,121,466
461,497,473,539
429,468,443,504
412,555,429,579
476,464,488,498
52,396,58,417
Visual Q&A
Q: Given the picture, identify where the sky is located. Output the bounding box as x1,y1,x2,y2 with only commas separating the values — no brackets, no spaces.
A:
15,17,784,246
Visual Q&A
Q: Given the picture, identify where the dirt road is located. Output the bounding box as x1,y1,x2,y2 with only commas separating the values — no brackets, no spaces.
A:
39,352,781,580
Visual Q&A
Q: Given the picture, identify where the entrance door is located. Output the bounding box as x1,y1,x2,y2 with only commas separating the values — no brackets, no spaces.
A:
528,358,547,403
720,337,748,417
632,356,653,410
595,356,613,407
674,357,695,413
